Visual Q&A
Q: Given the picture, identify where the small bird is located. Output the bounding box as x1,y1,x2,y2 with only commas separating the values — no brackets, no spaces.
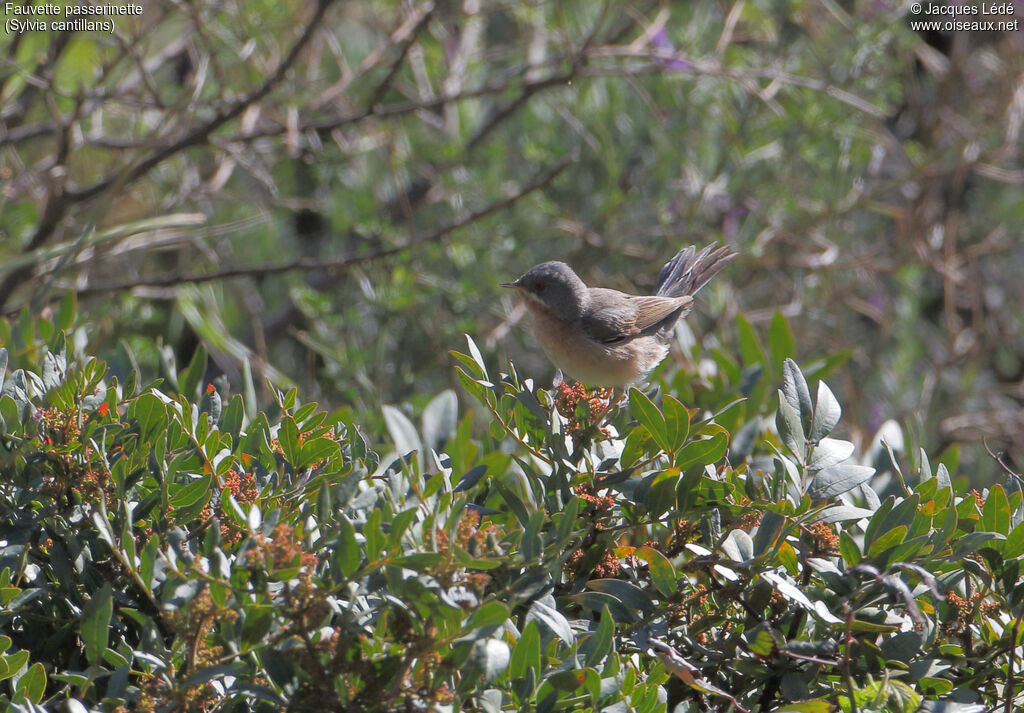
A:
501,245,735,389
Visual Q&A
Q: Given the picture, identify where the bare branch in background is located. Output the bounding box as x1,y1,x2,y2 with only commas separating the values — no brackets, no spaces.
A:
63,155,573,298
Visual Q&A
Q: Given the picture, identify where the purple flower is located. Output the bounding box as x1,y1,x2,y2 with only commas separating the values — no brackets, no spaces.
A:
651,29,691,71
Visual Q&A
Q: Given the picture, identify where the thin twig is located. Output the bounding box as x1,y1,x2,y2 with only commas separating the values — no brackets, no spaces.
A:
65,0,336,204
62,156,574,297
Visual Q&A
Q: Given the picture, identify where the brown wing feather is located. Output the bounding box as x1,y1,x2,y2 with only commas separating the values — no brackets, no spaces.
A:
580,290,692,344
630,295,693,333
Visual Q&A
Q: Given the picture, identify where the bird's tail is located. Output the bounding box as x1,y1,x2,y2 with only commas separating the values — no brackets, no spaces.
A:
655,244,737,298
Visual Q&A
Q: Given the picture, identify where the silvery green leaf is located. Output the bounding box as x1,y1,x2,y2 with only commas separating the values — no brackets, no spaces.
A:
781,359,813,429
807,463,875,499
807,438,855,471
588,579,656,616
762,570,814,610
809,380,841,441
721,529,754,562
859,480,881,509
382,405,422,456
776,390,806,461
815,505,875,523
812,600,843,624
526,598,574,646
918,447,932,481
866,420,904,474
467,638,510,683
42,351,64,390
919,702,986,713
713,564,739,581
465,334,489,380
480,688,504,713
935,463,952,490
422,389,457,450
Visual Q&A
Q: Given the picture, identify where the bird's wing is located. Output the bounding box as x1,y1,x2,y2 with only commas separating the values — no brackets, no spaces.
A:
580,291,691,344
630,295,693,333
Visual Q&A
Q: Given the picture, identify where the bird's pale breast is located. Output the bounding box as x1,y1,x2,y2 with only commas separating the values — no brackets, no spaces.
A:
527,307,668,388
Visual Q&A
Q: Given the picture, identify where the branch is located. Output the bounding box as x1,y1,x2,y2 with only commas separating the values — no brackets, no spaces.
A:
0,0,335,312
64,0,336,204
227,68,578,143
365,3,435,109
68,155,574,297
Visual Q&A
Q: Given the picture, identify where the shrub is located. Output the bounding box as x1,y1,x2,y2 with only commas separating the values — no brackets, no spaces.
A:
0,311,1017,712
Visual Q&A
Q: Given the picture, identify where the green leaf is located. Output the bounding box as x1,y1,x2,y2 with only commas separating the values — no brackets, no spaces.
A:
769,313,797,375
629,389,668,451
662,395,690,451
170,475,213,509
581,605,614,667
298,437,341,470
178,344,207,399
15,662,45,703
635,546,677,597
736,313,766,367
335,516,360,577
0,650,28,681
494,481,531,527
919,676,954,695
1003,522,1024,558
389,508,418,548
675,428,729,471
81,583,113,666
646,470,679,519
553,496,580,546
509,620,541,680
746,626,780,656
839,530,861,566
867,526,908,558
468,601,509,632
221,394,245,439
774,702,832,713
981,484,1010,535
952,531,1005,557
521,511,543,562
278,417,301,464
131,392,167,443
364,509,383,559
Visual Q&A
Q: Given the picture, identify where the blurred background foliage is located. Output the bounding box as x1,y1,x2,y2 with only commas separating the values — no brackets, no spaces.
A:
1,0,1023,478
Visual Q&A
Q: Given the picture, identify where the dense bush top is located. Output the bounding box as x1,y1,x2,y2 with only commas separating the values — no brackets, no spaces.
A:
0,312,1019,713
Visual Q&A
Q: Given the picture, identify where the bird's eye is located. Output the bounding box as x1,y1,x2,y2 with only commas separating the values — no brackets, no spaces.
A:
533,282,545,293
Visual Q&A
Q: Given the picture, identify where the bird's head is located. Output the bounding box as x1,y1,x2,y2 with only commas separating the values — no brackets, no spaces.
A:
501,261,587,320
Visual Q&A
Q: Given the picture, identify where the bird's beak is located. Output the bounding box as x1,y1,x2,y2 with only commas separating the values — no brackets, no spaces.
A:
500,281,519,289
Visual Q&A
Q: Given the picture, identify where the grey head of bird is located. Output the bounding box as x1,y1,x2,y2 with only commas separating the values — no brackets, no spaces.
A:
500,261,587,322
